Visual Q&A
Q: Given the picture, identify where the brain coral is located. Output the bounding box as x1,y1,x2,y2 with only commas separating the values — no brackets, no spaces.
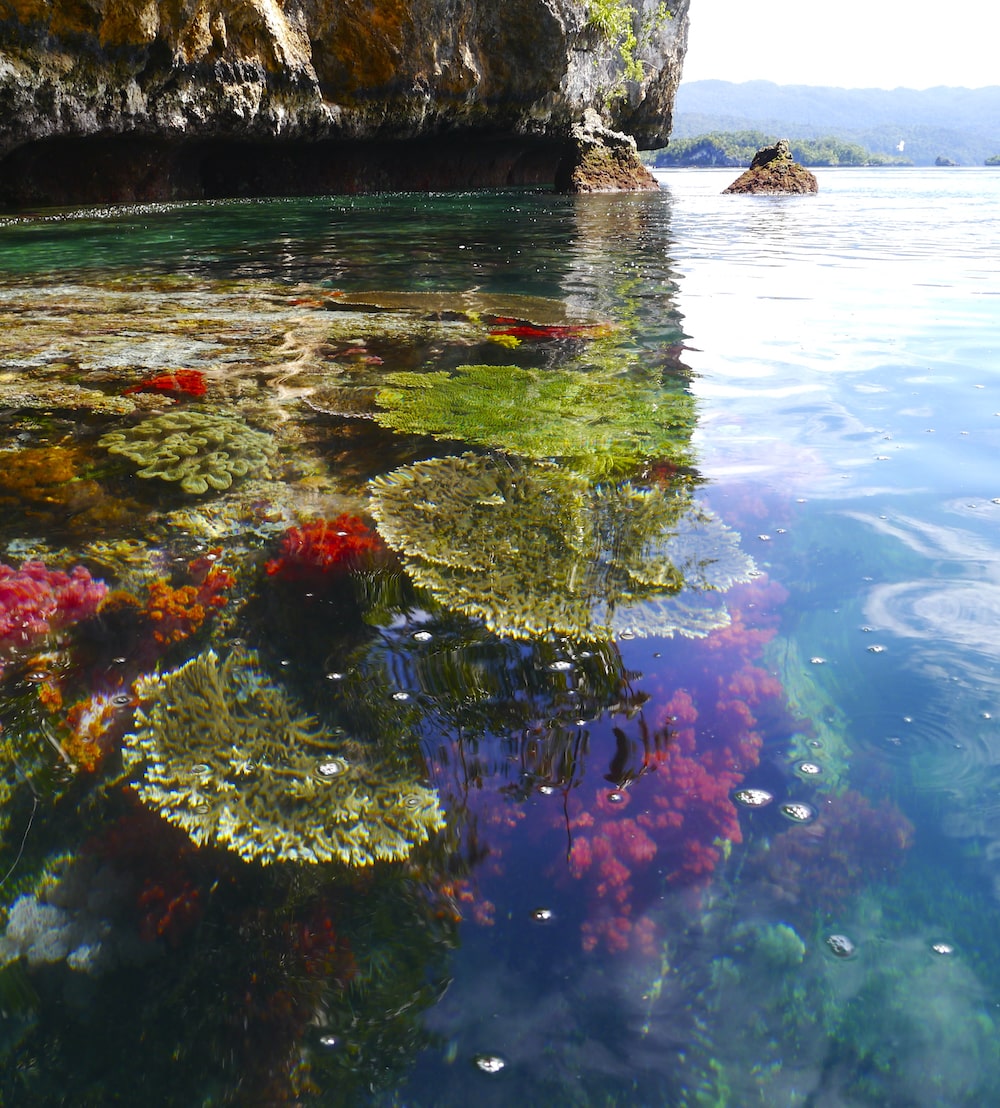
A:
98,409,277,494
122,647,445,866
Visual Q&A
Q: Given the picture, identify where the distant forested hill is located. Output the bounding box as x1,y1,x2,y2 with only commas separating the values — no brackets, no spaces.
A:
667,81,1000,166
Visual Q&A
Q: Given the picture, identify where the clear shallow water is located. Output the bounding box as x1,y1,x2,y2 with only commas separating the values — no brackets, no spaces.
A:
0,169,999,1105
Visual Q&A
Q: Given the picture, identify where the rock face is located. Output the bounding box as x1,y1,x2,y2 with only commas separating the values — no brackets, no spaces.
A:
723,139,818,194
0,0,689,204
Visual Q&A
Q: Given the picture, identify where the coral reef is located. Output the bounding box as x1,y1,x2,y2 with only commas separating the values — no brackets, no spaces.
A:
122,646,445,866
98,409,277,495
265,515,385,583
372,363,696,479
0,381,136,415
561,577,789,954
0,560,107,677
369,453,754,640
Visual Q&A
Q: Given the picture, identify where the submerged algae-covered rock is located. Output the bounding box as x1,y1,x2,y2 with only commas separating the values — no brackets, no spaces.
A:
372,363,696,478
99,409,277,495
368,453,754,640
122,647,445,866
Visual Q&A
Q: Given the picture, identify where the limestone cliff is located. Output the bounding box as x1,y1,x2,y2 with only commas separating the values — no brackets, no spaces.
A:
0,0,689,203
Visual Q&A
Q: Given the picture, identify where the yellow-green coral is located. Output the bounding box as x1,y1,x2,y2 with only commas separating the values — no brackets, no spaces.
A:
368,453,754,640
371,364,695,479
98,410,277,495
122,647,445,866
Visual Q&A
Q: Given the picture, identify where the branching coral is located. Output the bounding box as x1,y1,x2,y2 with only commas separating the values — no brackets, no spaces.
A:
122,647,445,866
98,409,277,495
371,364,695,479
368,453,754,640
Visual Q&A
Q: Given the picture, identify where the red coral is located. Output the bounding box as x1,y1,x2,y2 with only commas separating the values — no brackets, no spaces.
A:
561,576,793,956
487,318,613,341
265,515,384,583
122,369,207,397
0,561,107,675
138,876,203,947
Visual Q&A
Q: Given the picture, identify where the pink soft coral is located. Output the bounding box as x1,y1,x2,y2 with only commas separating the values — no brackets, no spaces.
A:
0,561,107,674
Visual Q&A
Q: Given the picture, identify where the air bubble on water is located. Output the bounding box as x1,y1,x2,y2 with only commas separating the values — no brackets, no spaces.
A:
810,657,826,665
780,802,816,824
867,644,887,654
733,788,774,808
392,691,411,701
316,758,348,779
826,934,856,958
931,942,955,955
473,1053,506,1074
548,660,573,671
413,630,433,642
530,907,555,923
796,762,822,777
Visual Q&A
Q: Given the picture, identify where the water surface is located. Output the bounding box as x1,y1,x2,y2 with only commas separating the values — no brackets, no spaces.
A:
1,168,999,1105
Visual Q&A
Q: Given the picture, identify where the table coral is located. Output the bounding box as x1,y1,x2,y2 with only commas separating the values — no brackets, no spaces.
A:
98,409,277,495
122,646,445,867
369,453,754,641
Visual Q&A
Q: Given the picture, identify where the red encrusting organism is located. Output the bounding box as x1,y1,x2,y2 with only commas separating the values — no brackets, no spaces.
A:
265,514,385,583
122,369,207,397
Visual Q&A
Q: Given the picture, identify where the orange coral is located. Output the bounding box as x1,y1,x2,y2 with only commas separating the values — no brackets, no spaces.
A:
144,551,234,645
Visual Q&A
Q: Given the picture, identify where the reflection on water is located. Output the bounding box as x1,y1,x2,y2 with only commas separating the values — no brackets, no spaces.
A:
1,172,1000,1103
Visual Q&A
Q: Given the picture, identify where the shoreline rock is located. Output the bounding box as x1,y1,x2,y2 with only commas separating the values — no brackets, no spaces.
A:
723,140,818,195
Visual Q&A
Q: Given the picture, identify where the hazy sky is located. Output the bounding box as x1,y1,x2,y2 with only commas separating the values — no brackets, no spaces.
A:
681,0,1000,89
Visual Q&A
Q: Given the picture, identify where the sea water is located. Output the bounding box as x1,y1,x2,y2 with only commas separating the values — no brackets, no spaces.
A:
0,168,998,1105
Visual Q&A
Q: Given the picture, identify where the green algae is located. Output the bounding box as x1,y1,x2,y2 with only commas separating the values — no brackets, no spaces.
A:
371,363,696,478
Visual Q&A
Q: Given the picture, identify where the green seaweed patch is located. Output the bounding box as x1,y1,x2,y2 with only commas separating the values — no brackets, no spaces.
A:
368,453,754,641
98,409,277,495
122,647,445,866
371,364,695,479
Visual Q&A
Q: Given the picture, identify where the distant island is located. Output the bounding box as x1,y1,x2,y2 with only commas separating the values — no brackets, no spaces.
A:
648,131,909,167
661,81,1000,167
